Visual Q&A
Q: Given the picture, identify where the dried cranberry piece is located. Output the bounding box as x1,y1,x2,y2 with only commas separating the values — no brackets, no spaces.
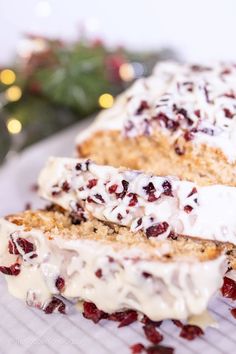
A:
117,213,123,221
82,302,107,323
142,272,152,278
87,179,98,189
148,193,158,202
184,130,195,141
136,100,149,115
184,205,193,213
130,343,145,354
146,344,174,354
61,181,70,192
75,160,90,171
108,310,137,327
128,193,138,207
231,308,236,318
194,110,201,117
179,324,203,340
55,277,65,292
162,181,173,197
172,319,183,328
141,315,162,327
0,262,21,276
8,239,19,255
95,269,102,278
223,108,234,118
155,113,179,132
70,203,86,224
94,194,105,203
187,187,197,198
143,182,155,194
174,145,185,156
108,184,118,193
44,297,66,314
143,324,163,344
146,222,169,238
221,276,236,300
9,237,35,255
116,180,129,199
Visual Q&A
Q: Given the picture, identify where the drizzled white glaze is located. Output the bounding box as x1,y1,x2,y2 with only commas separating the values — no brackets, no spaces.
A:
76,61,236,162
0,217,226,320
39,157,236,244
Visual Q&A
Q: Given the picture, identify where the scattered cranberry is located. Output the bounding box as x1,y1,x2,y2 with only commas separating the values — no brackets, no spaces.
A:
70,203,86,224
155,113,179,132
143,324,163,344
95,269,103,278
230,308,236,319
116,180,129,199
62,181,70,192
130,343,145,354
94,194,105,203
108,184,118,193
117,213,123,221
172,320,183,328
221,276,236,300
184,130,195,141
141,315,162,327
179,325,204,340
136,100,149,115
142,272,152,278
44,297,66,314
83,302,107,323
128,193,138,207
55,277,65,292
87,179,98,189
162,181,173,197
108,310,138,327
146,222,169,238
223,108,234,119
0,263,21,276
9,238,35,255
146,344,174,354
187,187,197,198
174,145,185,156
184,205,193,213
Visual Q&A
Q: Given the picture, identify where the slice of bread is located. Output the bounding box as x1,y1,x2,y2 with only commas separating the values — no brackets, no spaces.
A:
38,157,236,245
0,208,227,320
76,61,236,186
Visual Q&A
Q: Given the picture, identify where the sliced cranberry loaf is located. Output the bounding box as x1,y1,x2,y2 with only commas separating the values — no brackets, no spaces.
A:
38,157,236,249
0,208,227,320
76,61,236,186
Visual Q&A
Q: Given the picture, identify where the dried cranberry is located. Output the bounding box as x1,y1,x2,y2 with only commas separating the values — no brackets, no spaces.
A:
172,319,183,328
223,108,234,119
116,180,129,199
184,205,193,213
108,310,137,327
108,184,118,193
136,100,149,115
9,237,35,255
231,308,236,318
82,302,107,323
141,315,162,327
146,222,169,238
44,297,66,314
155,113,179,132
148,193,158,202
221,276,236,300
162,181,173,197
174,145,185,156
143,324,163,344
87,179,98,189
94,194,105,203
142,272,152,278
62,181,70,192
194,110,201,117
146,345,174,354
117,213,123,221
179,325,203,340
55,277,65,292
187,187,197,198
95,269,102,278
70,203,86,224
130,343,145,354
0,263,21,276
184,130,195,141
128,193,138,207
143,182,156,194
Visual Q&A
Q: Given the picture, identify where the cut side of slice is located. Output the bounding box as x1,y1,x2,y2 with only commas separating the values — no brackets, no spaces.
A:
0,209,227,321
38,157,236,245
76,61,236,187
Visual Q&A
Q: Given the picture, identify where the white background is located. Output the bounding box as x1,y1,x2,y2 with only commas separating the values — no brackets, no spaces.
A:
0,0,235,65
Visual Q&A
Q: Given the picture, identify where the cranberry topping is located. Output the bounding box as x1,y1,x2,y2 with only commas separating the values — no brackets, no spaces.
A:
116,180,129,199
62,181,70,192
44,297,66,314
108,184,118,193
179,325,204,340
75,160,90,171
136,100,149,115
0,263,21,276
187,187,197,198
94,194,105,203
9,237,35,256
142,272,152,278
221,276,236,300
108,310,138,327
146,222,169,238
95,269,103,278
146,345,174,354
155,113,180,132
230,308,236,319
128,193,138,207
117,213,123,221
141,315,162,327
83,302,107,323
55,277,65,292
162,181,173,197
172,320,183,328
70,203,86,224
223,108,234,118
143,324,163,344
130,343,145,354
184,130,195,141
174,145,185,156
87,179,98,189
184,205,193,213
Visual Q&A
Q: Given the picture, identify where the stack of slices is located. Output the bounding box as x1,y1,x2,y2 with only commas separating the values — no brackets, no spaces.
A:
0,61,236,323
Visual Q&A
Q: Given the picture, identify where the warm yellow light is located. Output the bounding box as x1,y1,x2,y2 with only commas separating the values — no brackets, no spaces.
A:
7,118,22,135
0,69,16,85
98,93,114,108
119,63,135,81
5,85,22,102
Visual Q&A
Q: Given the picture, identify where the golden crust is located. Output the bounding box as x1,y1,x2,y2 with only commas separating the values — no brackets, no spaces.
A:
78,130,236,186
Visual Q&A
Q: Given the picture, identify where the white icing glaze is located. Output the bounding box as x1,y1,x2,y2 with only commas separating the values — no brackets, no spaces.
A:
76,61,236,163
39,157,236,244
0,217,226,320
